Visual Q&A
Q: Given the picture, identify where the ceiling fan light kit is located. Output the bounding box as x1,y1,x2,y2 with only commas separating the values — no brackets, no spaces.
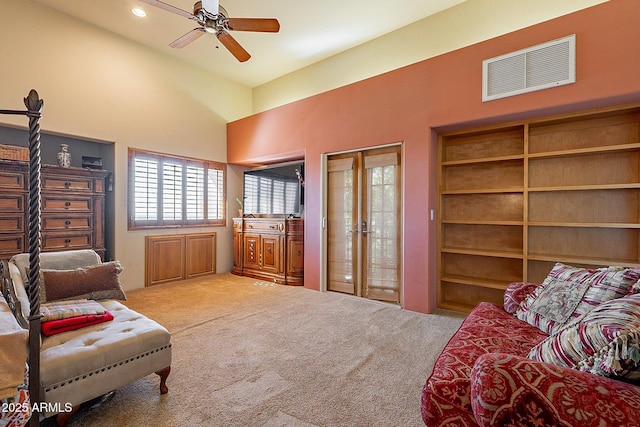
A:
139,0,280,62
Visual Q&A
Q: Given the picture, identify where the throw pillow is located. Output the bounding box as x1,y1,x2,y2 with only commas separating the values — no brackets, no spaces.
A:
516,263,640,335
528,293,640,382
40,261,126,303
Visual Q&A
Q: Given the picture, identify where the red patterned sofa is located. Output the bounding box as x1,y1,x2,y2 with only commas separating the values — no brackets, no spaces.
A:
421,263,640,426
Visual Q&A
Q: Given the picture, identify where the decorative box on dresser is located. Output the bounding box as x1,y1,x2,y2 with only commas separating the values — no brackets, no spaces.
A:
0,161,110,260
232,217,304,285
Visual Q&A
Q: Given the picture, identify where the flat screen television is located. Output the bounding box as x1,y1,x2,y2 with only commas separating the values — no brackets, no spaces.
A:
242,161,304,217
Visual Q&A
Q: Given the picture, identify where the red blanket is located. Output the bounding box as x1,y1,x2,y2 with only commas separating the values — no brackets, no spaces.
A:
41,312,114,336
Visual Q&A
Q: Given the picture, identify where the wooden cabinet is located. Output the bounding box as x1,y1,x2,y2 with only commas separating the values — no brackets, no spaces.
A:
0,162,110,260
232,217,304,285
438,103,640,312
145,232,217,286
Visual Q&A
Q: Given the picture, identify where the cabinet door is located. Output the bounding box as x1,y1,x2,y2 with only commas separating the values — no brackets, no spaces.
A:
186,233,216,278
260,235,281,274
233,230,243,271
286,237,304,277
243,234,261,270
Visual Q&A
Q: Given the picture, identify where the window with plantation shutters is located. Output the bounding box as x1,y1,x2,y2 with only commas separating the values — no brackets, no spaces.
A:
128,148,226,229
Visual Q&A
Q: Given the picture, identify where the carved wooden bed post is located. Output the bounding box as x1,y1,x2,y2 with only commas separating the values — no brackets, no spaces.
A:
0,89,44,427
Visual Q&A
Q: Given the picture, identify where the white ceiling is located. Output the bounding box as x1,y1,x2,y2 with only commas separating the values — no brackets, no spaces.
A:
32,0,465,88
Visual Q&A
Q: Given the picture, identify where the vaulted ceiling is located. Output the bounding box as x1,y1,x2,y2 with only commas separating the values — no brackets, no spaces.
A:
32,0,466,88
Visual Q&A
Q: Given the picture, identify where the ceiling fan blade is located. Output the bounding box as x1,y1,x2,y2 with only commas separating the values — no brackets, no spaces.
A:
217,31,251,62
201,0,219,15
227,18,280,33
138,0,195,19
169,28,206,48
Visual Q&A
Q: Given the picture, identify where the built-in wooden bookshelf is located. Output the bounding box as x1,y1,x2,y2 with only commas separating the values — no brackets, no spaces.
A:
437,103,640,312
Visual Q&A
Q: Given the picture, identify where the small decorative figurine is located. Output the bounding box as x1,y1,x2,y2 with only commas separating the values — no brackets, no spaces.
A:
57,143,71,167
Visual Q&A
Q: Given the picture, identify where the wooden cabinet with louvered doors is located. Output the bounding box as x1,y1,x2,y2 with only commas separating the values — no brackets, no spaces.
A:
437,103,640,312
40,165,110,260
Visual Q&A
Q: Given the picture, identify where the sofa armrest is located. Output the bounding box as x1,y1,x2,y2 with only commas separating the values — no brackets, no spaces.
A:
503,282,538,314
470,353,640,427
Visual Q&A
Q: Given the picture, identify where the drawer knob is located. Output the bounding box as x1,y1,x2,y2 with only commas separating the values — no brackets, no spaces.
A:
64,182,71,188
64,201,71,207
297,250,302,256
65,220,71,226
64,239,71,244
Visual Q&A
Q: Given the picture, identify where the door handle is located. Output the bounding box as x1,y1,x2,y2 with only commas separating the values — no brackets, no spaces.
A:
361,221,369,235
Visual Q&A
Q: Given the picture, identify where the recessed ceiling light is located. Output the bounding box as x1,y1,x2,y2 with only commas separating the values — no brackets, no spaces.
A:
132,8,147,18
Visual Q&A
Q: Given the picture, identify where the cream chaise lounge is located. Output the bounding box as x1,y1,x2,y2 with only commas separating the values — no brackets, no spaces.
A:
1,249,172,426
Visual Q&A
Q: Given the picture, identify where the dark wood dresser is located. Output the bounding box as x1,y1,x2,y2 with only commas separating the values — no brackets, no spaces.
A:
0,160,110,260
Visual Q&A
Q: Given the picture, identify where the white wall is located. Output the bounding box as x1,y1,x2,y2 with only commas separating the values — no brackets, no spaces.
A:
0,1,253,290
252,0,608,113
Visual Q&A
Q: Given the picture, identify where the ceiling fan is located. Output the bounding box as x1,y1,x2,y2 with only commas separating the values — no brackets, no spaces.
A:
139,0,280,62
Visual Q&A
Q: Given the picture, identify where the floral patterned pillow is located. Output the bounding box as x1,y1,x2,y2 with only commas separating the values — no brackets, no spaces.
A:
516,263,640,335
528,293,640,382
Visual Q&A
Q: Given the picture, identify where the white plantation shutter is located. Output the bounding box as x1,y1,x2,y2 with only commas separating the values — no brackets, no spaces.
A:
162,161,183,222
186,164,205,220
207,167,224,221
129,148,226,229
133,157,158,222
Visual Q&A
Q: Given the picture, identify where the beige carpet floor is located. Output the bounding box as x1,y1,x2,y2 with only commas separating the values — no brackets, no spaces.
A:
53,273,464,427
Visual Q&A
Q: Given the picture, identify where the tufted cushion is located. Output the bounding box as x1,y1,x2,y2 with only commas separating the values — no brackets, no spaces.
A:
528,293,640,382
515,263,640,335
40,300,170,389
421,302,547,426
38,299,171,416
40,261,126,303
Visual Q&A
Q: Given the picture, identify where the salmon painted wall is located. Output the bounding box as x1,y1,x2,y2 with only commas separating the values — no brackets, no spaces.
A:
227,0,640,314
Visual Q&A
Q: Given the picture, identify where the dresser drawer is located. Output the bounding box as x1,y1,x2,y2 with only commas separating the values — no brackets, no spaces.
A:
42,232,92,251
0,235,24,256
42,215,92,231
244,219,285,233
0,194,25,213
0,170,27,191
41,175,93,193
0,214,25,234
42,196,92,213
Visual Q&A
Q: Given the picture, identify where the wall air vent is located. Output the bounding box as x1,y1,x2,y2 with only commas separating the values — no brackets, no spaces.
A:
482,34,576,102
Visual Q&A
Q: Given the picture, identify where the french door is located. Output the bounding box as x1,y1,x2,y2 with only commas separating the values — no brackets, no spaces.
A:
326,145,402,303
